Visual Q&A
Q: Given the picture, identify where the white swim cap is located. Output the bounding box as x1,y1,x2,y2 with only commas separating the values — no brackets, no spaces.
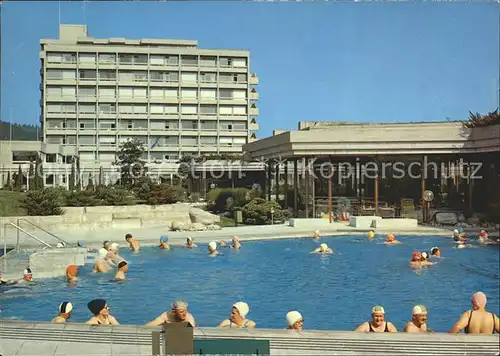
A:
98,248,108,259
412,305,427,315
57,242,66,248
187,236,193,241
110,243,119,250
314,229,320,234
286,311,303,326
23,268,32,275
320,243,328,249
458,244,466,249
421,252,429,259
453,229,459,234
372,305,385,314
233,302,249,318
59,301,73,314
208,241,217,250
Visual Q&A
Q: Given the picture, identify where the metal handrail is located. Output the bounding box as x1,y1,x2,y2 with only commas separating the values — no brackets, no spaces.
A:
3,223,52,253
17,219,68,247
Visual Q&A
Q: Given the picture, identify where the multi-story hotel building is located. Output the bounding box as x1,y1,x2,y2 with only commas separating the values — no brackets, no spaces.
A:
40,24,259,169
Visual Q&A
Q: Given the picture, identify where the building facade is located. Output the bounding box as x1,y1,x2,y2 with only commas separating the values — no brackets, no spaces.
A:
40,24,259,173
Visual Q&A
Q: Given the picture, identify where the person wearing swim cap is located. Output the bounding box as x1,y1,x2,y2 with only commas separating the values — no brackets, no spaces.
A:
66,265,78,282
159,236,170,250
146,300,197,327
86,299,119,325
409,251,422,268
449,291,500,334
404,305,429,333
384,233,401,245
115,261,128,281
286,311,304,330
430,247,441,258
105,243,125,266
93,247,111,273
419,252,437,266
311,243,333,254
52,302,73,323
208,241,219,256
0,268,33,286
185,237,197,248
219,302,256,328
355,306,397,332
313,230,320,239
368,231,375,240
125,233,140,252
103,241,112,250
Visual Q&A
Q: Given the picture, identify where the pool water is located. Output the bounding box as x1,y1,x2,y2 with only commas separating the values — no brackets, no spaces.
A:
1,235,499,332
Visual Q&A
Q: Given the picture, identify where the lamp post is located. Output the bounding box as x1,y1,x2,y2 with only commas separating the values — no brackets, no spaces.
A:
270,208,275,225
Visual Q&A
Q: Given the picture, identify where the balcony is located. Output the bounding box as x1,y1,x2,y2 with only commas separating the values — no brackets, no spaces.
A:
249,120,259,131
249,90,259,100
249,105,259,116
249,73,258,85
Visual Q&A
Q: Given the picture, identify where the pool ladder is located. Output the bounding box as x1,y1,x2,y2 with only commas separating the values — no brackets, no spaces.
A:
2,218,69,253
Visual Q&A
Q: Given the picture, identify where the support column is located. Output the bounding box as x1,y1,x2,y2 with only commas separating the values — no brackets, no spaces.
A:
267,160,272,201
312,160,316,218
275,161,280,205
305,157,309,218
293,159,298,217
374,157,379,216
284,161,289,209
328,159,333,223
421,156,427,222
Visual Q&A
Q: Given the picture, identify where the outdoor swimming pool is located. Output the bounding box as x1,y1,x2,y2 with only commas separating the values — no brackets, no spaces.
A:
1,235,499,332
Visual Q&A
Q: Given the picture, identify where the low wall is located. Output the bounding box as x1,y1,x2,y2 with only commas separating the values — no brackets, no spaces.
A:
288,218,332,229
372,218,419,230
0,321,498,356
349,216,382,228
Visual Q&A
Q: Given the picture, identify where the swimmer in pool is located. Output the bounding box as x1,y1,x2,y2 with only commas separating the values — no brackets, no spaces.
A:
355,306,397,332
159,236,170,250
0,269,33,286
185,237,198,248
51,302,73,323
103,240,112,250
384,234,401,245
105,243,125,266
311,243,333,254
419,252,437,266
231,236,241,249
404,305,429,333
115,261,128,281
66,265,79,282
93,247,111,273
478,230,499,245
430,247,441,258
146,300,197,327
449,291,500,334
208,241,219,256
86,299,119,325
125,233,140,252
286,311,304,330
409,251,422,268
313,229,320,239
218,302,256,328
368,231,375,240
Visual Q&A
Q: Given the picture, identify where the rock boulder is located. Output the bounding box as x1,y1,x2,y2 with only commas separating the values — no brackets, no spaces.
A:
189,207,220,225
435,212,458,225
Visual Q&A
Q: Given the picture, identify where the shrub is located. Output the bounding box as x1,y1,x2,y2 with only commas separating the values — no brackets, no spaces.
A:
241,197,289,225
64,190,98,207
94,185,134,206
132,176,154,201
22,188,64,216
146,183,183,205
206,188,251,213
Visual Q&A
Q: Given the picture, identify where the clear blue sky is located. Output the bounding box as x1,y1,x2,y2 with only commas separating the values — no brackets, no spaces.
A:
1,1,499,138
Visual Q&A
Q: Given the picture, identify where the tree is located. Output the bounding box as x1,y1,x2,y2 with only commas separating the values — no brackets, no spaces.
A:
87,175,95,192
22,188,64,216
99,166,105,186
4,171,12,190
115,139,147,187
75,156,82,191
15,165,23,190
35,154,44,190
69,160,76,191
242,197,289,225
28,162,35,190
461,109,500,128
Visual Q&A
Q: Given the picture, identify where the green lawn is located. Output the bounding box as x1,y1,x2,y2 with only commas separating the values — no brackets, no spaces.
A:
0,190,27,216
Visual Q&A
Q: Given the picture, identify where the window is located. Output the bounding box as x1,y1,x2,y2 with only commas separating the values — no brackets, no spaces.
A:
150,55,166,66
165,105,178,114
200,89,216,99
200,105,217,115
47,70,76,80
79,120,95,129
79,53,96,63
150,105,165,115
219,106,232,115
12,151,38,162
150,71,165,82
119,71,147,82
181,55,198,66
233,106,247,115
78,104,96,114
166,56,179,65
78,136,96,145
201,121,217,130
219,73,232,83
200,73,216,83
181,72,197,83
119,87,146,98
47,52,76,63
151,88,178,98
219,57,231,67
200,137,217,145
232,58,247,68
233,90,247,99
45,174,55,185
99,120,116,130
47,86,62,96
219,89,232,100
79,87,96,97
181,89,197,99
98,153,116,162
119,54,133,64
99,103,116,114
98,53,116,64
99,70,116,81
79,69,96,80
182,137,198,146
99,136,116,144
63,104,76,113
46,119,64,128
80,152,96,161
181,105,197,114
45,154,57,163
181,121,198,130
165,121,179,129
99,87,116,98
200,56,217,67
